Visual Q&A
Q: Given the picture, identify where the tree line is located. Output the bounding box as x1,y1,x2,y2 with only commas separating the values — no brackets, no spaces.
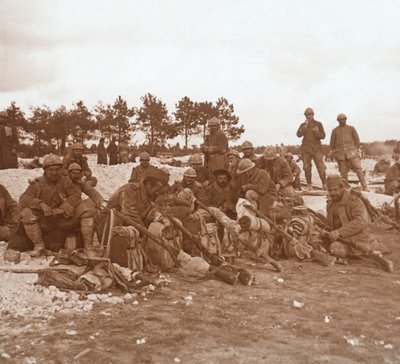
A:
4,94,244,157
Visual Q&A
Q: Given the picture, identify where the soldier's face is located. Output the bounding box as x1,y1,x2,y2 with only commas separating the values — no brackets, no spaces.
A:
146,181,164,199
184,176,196,186
242,148,253,158
68,170,81,183
328,185,345,202
216,174,228,187
73,149,83,157
338,118,347,126
285,156,293,163
141,160,149,168
45,165,62,182
208,125,219,134
305,113,314,121
191,163,202,171
228,155,239,167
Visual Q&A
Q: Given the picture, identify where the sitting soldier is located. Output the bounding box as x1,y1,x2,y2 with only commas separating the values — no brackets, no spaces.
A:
384,153,400,196
0,184,19,242
205,168,238,220
171,168,207,203
227,149,241,190
189,154,213,187
236,158,276,216
257,147,295,198
19,154,82,256
240,140,258,162
373,158,391,175
129,152,158,183
63,142,97,187
68,163,107,251
324,174,393,272
285,152,301,191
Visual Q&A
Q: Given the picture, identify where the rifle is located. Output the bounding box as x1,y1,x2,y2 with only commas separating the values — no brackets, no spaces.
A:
320,230,393,273
195,199,283,272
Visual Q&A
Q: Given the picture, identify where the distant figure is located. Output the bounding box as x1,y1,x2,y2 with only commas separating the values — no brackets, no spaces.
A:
129,146,137,163
384,153,400,195
64,142,73,157
0,111,19,169
107,137,118,165
278,143,288,158
201,117,229,173
129,152,157,183
97,138,108,165
329,113,368,191
118,140,130,164
373,158,391,175
285,152,301,191
296,107,327,190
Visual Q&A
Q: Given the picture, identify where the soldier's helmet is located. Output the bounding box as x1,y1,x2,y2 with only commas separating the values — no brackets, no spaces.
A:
236,158,255,175
227,149,240,158
207,117,221,127
189,154,203,164
139,152,151,161
241,140,254,150
285,152,294,159
43,154,63,169
72,142,84,150
68,163,82,171
263,147,278,160
337,113,347,121
304,107,314,115
183,168,197,178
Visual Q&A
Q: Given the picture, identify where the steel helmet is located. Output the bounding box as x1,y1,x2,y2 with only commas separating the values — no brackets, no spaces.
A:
68,163,82,171
139,152,151,161
43,154,63,169
183,168,197,178
227,149,240,158
241,140,254,150
337,113,347,121
189,154,203,164
263,147,278,160
237,158,255,175
72,142,84,150
304,107,314,115
207,117,221,126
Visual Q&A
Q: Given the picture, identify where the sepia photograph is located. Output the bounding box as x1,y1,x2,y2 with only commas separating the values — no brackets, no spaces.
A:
1,1,399,363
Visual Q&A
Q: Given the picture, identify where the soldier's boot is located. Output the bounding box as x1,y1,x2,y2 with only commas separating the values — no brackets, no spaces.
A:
81,217,97,256
24,223,46,257
370,251,394,273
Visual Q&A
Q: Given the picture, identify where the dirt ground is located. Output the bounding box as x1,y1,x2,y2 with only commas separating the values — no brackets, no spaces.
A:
0,223,399,364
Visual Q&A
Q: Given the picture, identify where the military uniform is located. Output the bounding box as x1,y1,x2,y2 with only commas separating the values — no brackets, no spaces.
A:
97,140,108,165
171,179,207,203
205,181,239,219
330,124,367,189
296,119,326,185
129,164,158,183
288,160,301,190
257,156,293,190
118,141,130,163
0,116,19,169
0,184,19,241
107,140,118,165
203,119,229,173
384,163,400,195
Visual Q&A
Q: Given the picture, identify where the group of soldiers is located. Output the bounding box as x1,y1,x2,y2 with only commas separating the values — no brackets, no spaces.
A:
0,110,394,274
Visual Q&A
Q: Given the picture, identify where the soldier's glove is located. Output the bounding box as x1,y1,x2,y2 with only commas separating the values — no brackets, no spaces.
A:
39,202,53,216
327,230,341,241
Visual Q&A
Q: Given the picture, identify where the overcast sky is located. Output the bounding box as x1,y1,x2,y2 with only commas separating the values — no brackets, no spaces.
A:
1,0,399,146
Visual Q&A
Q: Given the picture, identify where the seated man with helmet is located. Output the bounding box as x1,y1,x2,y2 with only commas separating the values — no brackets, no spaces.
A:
171,168,207,204
189,154,213,187
129,152,158,183
236,158,276,216
62,142,97,187
323,174,393,272
384,153,400,196
67,163,107,252
240,141,258,162
17,154,82,256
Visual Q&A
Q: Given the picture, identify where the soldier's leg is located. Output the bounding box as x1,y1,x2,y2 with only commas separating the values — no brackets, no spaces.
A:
293,174,301,191
329,241,351,258
74,200,97,250
348,157,368,190
312,151,327,187
20,207,45,255
302,152,312,187
337,159,349,181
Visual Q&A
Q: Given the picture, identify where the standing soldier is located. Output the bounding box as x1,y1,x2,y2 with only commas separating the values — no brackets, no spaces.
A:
330,113,368,191
97,137,108,165
107,137,118,165
118,139,130,164
0,111,19,169
296,107,327,190
240,141,258,162
201,117,229,173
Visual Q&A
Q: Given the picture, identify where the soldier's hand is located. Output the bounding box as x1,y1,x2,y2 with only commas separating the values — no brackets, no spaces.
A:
40,202,53,216
52,208,65,216
327,230,341,241
99,201,108,210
